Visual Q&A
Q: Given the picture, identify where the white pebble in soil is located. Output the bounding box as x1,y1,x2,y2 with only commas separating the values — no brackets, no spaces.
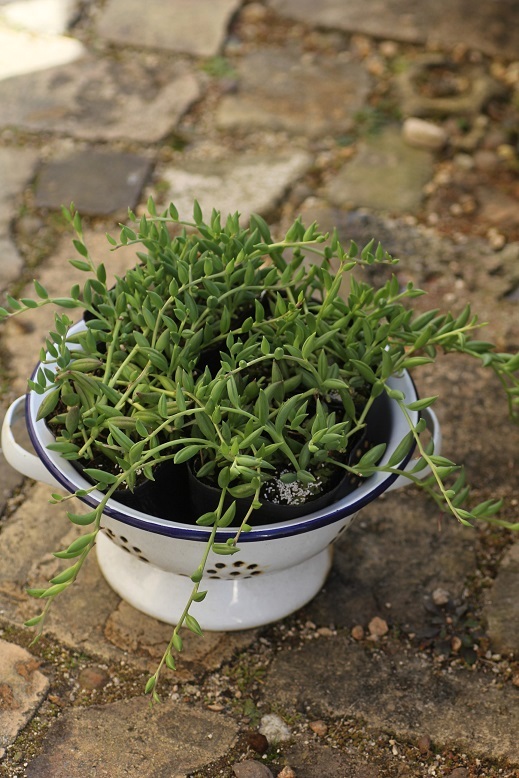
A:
432,587,451,606
402,118,448,151
259,713,291,743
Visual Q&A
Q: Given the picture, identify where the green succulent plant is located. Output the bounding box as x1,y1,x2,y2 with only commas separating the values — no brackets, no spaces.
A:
1,199,518,698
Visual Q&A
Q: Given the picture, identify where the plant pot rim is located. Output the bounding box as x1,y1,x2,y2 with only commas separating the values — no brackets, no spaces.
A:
25,323,420,542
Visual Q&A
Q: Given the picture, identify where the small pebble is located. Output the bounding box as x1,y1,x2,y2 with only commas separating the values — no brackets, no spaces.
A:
368,616,389,638
512,673,519,688
309,720,328,737
417,734,431,754
451,636,462,653
487,228,506,250
278,767,297,778
77,666,110,691
379,40,398,58
432,587,451,606
48,694,66,708
453,153,474,170
497,143,516,160
448,769,469,778
351,34,372,58
233,761,274,778
366,55,385,77
316,627,334,637
246,732,269,755
351,625,365,640
402,118,448,150
259,713,291,743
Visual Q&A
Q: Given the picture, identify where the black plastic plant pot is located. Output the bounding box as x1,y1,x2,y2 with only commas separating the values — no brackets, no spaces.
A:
76,459,193,523
187,462,356,526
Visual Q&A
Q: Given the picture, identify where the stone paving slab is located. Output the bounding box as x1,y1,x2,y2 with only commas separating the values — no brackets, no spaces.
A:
104,601,256,679
0,238,25,292
483,540,519,656
0,57,200,142
0,147,39,288
0,483,73,613
304,493,477,636
0,148,38,215
25,696,238,777
324,126,434,214
0,402,25,514
216,43,371,138
268,0,519,59
264,638,519,762
97,0,241,57
0,639,49,759
161,150,312,221
34,150,153,216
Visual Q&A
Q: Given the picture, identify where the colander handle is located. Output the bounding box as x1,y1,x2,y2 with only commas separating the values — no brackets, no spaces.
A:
385,406,442,493
1,395,63,489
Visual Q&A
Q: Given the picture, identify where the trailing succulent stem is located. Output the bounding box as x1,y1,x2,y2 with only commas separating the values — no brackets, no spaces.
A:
2,199,518,697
